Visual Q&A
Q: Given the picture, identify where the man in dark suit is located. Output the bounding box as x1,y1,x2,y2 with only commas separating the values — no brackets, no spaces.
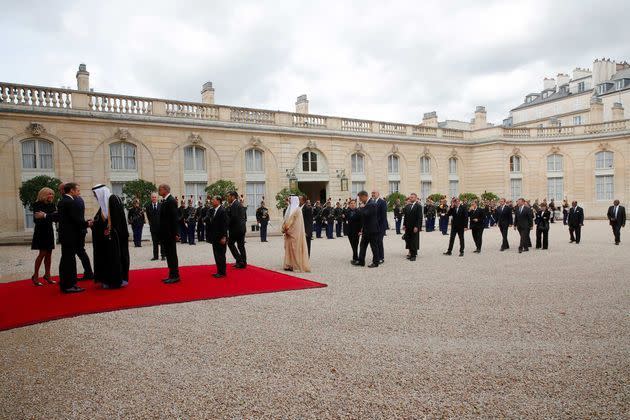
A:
300,195,313,256
158,184,180,283
513,198,534,253
352,191,380,267
57,182,92,293
372,190,388,264
72,191,94,280
444,198,468,257
208,195,228,278
495,198,513,251
227,191,247,268
145,192,165,261
468,200,486,253
568,201,584,244
607,199,626,245
403,193,423,261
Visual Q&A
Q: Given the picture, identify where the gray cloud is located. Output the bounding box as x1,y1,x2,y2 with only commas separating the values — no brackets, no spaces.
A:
2,0,629,125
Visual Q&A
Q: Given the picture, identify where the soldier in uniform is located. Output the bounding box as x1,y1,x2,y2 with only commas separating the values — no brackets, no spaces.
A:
177,198,187,244
185,198,197,245
322,201,334,239
424,198,436,232
313,201,323,238
393,199,403,235
196,199,205,242
334,201,344,238
256,201,270,242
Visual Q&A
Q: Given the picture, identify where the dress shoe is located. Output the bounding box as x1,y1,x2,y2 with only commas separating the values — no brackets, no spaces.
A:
569,240,575,243
500,248,505,251
523,248,529,252
163,277,180,284
409,256,416,261
62,286,85,293
212,273,226,278
518,249,522,254
459,252,464,257
379,259,384,264
615,241,620,245
43,274,56,284
234,263,246,269
151,257,159,261
80,273,94,281
351,261,364,266
31,275,43,287
406,255,411,259
161,256,166,261
368,263,379,268
473,249,480,253
443,251,452,255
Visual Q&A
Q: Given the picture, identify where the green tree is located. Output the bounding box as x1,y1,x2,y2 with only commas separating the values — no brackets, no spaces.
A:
19,175,62,211
428,193,446,203
275,187,304,210
458,192,479,204
386,191,407,211
121,179,157,208
205,179,237,200
480,191,500,202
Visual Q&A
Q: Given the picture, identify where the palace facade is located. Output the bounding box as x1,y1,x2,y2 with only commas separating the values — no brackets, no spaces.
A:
1,63,629,234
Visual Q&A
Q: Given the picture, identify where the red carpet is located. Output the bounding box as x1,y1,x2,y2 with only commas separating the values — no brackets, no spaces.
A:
0,265,326,331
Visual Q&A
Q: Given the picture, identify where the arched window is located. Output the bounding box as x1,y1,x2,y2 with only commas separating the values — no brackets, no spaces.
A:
448,157,458,175
547,154,563,172
21,139,53,170
184,145,206,171
110,142,137,171
595,151,614,200
595,151,614,170
388,155,399,174
420,156,431,174
351,153,364,174
510,155,521,173
245,149,264,172
302,151,318,172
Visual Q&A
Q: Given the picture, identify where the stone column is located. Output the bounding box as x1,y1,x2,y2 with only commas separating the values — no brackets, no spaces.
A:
201,82,215,104
296,94,309,114
611,102,625,121
589,97,603,124
473,106,487,130
76,64,89,91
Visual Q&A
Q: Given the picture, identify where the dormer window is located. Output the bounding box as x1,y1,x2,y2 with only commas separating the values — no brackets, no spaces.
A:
616,79,626,90
577,82,585,93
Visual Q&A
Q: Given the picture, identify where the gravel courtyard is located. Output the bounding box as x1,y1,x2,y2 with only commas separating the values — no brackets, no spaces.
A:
1,220,628,418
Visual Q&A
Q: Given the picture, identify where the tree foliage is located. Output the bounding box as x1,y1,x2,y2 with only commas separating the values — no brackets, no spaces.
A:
386,191,407,211
121,179,157,208
19,175,62,211
480,191,500,202
205,180,237,200
275,187,304,210
458,192,479,204
428,193,446,203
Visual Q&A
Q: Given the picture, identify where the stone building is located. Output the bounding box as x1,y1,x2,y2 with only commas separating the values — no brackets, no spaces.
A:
1,63,628,235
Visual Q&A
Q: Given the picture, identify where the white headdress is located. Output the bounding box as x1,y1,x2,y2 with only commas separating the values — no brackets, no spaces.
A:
284,195,300,221
92,184,112,218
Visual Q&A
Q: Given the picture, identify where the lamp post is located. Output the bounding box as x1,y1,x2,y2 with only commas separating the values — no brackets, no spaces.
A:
286,168,298,190
336,169,348,192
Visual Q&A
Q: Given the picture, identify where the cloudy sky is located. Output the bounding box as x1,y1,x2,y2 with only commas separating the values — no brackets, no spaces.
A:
3,0,629,124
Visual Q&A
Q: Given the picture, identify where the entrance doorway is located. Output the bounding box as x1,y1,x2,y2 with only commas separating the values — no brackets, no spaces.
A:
298,181,328,204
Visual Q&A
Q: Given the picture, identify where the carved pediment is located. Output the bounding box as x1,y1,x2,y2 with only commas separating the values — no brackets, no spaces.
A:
249,136,262,147
115,128,130,141
27,122,45,136
189,132,202,145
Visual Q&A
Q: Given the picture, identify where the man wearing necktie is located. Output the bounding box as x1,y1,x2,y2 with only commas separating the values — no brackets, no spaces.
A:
607,199,626,245
568,201,584,244
513,198,533,253
145,192,165,261
444,198,468,257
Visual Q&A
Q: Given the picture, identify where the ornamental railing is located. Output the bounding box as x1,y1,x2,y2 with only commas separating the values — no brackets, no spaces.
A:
0,83,72,109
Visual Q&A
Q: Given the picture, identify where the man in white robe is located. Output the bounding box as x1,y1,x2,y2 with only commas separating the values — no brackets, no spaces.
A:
282,196,311,272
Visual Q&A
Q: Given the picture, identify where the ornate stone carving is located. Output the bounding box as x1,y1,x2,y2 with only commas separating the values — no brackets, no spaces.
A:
391,144,400,154
249,136,262,147
449,148,458,157
306,139,317,149
422,146,430,156
115,128,130,141
354,142,364,153
597,142,610,151
549,146,560,154
27,122,45,136
189,132,202,145
512,147,521,156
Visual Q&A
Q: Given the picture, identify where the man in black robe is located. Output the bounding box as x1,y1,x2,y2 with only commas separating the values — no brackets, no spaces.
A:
208,195,228,278
91,184,130,289
300,195,313,256
403,193,422,261
159,184,181,283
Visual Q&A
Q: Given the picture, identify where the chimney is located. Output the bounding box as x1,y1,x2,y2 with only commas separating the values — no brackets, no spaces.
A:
572,67,591,80
589,97,603,124
543,77,555,91
473,106,487,129
612,102,625,121
76,63,90,92
592,58,617,86
201,82,215,104
295,94,309,114
422,111,438,127
556,73,570,91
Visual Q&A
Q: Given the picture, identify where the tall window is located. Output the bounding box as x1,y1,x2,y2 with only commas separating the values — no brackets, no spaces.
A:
351,181,365,197
595,151,614,170
302,151,318,172
184,182,207,202
547,178,563,201
245,149,264,173
110,142,137,170
448,158,458,175
184,146,206,171
449,180,459,198
573,115,582,125
351,153,364,174
510,155,521,173
420,156,431,174
421,181,431,199
388,155,399,174
510,179,522,200
595,175,614,200
547,154,563,172
389,181,400,194
22,139,53,170
246,182,265,218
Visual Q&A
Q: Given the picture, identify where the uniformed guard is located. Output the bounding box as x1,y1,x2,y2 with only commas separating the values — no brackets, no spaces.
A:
256,201,270,242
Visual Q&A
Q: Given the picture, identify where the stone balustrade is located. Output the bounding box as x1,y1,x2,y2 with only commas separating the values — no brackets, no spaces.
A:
2,82,630,142
0,83,72,109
